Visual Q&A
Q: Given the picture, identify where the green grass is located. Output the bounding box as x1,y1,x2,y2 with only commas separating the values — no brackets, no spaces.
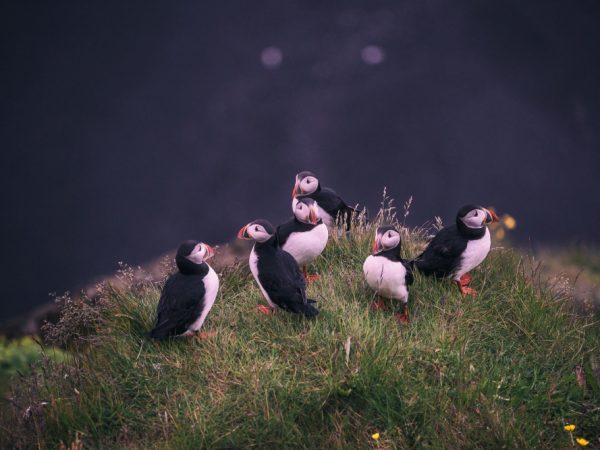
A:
0,337,65,394
1,216,599,449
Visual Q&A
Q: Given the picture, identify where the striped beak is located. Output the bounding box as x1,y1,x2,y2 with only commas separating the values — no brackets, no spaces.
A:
203,244,215,259
371,235,383,254
484,208,500,224
308,205,318,224
237,224,251,240
291,179,300,199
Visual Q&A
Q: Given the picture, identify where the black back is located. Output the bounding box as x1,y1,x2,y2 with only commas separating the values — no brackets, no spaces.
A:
304,186,355,230
276,216,320,247
412,224,468,278
149,242,210,339
253,236,318,317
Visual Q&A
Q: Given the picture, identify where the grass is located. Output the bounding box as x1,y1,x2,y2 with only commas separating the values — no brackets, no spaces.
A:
1,204,599,449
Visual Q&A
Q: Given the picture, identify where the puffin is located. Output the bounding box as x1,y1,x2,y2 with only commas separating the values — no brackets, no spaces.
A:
363,225,413,323
277,196,329,281
237,219,319,317
291,171,356,229
411,205,499,295
149,240,219,339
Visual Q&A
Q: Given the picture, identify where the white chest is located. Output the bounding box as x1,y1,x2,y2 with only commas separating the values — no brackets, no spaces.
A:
362,255,409,302
249,247,277,308
455,228,491,279
282,223,328,266
187,265,219,332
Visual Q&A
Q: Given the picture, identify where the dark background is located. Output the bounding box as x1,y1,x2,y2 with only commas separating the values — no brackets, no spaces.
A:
1,0,599,320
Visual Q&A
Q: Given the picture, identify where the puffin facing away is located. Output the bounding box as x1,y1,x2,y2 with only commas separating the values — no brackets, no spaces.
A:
277,196,329,281
363,226,413,323
150,241,219,339
238,219,319,317
291,171,356,229
411,205,499,295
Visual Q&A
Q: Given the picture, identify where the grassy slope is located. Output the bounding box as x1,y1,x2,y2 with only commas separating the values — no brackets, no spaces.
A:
1,218,599,449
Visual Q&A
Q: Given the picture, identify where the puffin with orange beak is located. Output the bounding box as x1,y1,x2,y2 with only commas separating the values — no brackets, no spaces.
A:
291,171,357,230
277,197,329,282
363,226,413,323
410,205,500,296
238,219,319,317
149,240,219,339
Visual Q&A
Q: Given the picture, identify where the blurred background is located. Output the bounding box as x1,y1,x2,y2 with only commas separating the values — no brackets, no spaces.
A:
1,0,599,321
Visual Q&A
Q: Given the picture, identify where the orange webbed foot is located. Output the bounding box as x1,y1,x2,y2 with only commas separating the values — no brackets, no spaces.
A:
455,280,478,296
197,331,218,340
394,311,410,324
305,273,321,282
257,305,274,315
370,299,387,311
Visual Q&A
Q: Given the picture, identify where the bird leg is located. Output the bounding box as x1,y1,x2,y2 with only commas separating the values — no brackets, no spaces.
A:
455,279,477,296
370,296,387,311
459,273,472,287
197,330,218,340
394,303,410,324
303,266,320,282
257,305,274,315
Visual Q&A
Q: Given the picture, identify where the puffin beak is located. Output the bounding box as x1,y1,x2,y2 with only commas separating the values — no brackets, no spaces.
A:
204,244,215,259
371,235,382,254
291,180,300,199
237,224,251,240
484,208,499,224
308,206,318,224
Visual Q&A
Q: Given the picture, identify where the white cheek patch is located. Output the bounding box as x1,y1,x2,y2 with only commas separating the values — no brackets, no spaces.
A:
187,251,204,264
462,214,484,229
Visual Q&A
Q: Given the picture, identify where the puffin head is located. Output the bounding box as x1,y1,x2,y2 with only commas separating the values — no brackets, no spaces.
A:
371,225,401,254
293,196,319,225
175,240,215,273
456,205,499,229
292,171,319,198
237,219,276,243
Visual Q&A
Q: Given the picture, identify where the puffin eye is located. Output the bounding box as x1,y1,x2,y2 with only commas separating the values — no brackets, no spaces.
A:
473,211,478,217
255,226,259,232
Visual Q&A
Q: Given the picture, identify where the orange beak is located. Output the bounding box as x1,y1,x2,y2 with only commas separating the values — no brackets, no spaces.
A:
203,244,215,259
237,224,251,240
371,236,382,254
291,179,301,199
484,208,500,224
308,206,318,224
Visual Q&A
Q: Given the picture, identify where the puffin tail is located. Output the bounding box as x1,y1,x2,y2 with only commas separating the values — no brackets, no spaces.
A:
298,300,319,318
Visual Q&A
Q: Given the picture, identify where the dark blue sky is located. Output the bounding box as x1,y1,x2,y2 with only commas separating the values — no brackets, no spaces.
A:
1,0,599,319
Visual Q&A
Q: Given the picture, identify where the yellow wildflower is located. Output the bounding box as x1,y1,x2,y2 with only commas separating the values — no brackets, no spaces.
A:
495,228,506,240
371,432,380,441
576,438,589,446
503,215,517,230
564,424,576,431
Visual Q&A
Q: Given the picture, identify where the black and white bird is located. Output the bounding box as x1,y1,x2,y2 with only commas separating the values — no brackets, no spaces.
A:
363,226,413,323
238,219,319,317
411,205,499,295
277,197,328,281
291,171,356,229
149,241,219,339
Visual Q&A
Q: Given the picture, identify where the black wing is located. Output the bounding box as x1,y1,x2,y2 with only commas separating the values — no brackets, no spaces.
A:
311,187,357,230
402,260,414,286
149,274,205,339
259,250,318,316
412,225,467,278
276,217,315,247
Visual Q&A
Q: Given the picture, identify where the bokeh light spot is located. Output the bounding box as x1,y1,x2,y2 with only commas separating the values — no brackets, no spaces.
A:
261,46,283,69
361,45,386,65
